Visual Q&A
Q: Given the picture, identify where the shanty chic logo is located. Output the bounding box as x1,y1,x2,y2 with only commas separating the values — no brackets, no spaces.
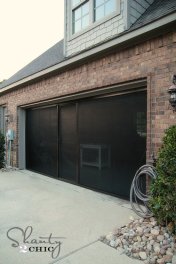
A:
7,226,66,260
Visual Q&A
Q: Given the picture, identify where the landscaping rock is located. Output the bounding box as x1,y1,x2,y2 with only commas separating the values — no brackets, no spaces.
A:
151,229,160,236
172,254,176,264
101,217,176,264
139,251,147,260
157,235,164,242
1,166,19,172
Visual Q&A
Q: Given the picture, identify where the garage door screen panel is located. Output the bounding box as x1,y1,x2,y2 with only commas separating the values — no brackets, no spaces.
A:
26,107,58,178
79,92,146,197
59,104,77,182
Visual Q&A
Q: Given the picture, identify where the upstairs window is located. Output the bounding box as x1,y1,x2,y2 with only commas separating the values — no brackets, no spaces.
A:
72,1,90,34
94,0,116,21
71,0,119,35
72,0,81,6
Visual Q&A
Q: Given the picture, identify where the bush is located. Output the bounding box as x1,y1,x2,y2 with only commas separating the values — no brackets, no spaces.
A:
0,131,5,168
149,125,176,233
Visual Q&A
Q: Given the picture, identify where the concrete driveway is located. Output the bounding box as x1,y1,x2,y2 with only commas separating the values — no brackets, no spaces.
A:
0,170,142,264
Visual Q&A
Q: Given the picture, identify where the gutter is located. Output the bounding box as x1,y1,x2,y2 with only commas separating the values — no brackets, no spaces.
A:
0,12,176,94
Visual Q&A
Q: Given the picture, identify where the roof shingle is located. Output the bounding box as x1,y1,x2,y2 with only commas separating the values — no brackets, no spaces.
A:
130,0,176,30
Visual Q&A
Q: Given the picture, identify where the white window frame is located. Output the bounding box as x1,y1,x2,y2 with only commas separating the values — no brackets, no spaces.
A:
94,0,117,22
69,0,120,39
72,0,90,34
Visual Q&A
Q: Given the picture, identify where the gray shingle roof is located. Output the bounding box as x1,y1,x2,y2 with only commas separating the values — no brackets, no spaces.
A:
0,39,64,89
130,0,176,30
0,0,176,90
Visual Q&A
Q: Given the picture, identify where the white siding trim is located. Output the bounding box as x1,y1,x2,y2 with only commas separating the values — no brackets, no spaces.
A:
18,108,26,169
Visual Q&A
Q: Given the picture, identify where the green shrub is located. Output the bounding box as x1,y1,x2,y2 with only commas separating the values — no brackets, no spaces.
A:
149,125,176,233
0,131,5,168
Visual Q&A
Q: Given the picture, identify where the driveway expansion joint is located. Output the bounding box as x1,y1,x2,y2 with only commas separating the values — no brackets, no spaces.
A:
49,239,99,264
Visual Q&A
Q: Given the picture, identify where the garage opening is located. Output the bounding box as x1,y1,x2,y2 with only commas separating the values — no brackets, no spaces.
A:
26,90,146,198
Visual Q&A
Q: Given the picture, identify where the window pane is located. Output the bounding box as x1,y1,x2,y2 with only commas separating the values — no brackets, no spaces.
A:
74,19,81,33
82,2,89,16
82,14,89,28
72,0,81,7
72,1,90,34
95,0,104,8
74,7,81,20
105,0,116,16
95,5,104,21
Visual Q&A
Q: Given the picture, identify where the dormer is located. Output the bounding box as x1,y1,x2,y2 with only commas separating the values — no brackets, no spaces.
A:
64,0,154,57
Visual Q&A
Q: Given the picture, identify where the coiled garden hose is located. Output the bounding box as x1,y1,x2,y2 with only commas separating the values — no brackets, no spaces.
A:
130,164,157,218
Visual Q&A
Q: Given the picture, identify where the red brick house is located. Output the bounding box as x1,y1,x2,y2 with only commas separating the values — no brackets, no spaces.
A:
0,0,176,198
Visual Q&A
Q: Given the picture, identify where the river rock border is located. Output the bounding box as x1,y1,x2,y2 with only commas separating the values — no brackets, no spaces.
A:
100,217,176,264
1,166,19,172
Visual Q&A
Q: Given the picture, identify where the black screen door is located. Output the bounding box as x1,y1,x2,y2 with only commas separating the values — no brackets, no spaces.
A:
26,106,58,178
59,104,77,182
78,91,146,198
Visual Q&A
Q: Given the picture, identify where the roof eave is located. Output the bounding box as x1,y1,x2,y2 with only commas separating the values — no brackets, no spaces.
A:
1,12,176,94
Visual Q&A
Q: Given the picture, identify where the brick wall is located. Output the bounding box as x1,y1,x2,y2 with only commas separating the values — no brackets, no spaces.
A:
0,30,176,167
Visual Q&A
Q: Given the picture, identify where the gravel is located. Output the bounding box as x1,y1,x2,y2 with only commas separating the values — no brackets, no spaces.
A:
1,166,19,172
101,217,176,264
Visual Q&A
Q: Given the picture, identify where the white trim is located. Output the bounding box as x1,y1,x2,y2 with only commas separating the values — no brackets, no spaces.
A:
124,0,130,30
0,12,176,94
18,108,26,169
0,107,4,134
0,106,6,135
64,0,67,56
